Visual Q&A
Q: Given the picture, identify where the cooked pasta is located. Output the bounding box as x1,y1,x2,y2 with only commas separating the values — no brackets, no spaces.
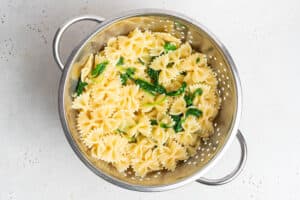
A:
72,28,220,177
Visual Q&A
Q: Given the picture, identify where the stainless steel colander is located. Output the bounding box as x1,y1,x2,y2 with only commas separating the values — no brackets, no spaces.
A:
53,9,247,192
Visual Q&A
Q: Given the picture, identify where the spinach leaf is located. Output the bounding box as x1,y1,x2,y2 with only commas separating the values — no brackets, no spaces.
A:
120,68,136,85
184,88,203,106
164,42,177,53
150,119,158,125
116,57,124,66
75,78,88,96
135,79,166,95
166,82,187,96
171,114,184,133
146,67,160,85
160,123,173,129
185,108,203,118
91,61,109,77
196,57,200,63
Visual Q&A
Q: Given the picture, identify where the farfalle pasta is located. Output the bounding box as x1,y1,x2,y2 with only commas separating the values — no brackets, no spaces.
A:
72,28,220,177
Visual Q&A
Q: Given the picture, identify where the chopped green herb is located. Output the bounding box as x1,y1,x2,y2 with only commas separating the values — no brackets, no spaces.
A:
184,88,203,106
171,114,184,133
180,71,187,76
193,88,203,96
117,129,126,134
125,67,136,77
75,79,88,96
120,67,136,85
164,42,177,53
166,82,187,96
138,58,145,65
166,62,175,68
116,57,124,66
135,79,166,95
185,108,203,118
128,137,137,143
92,61,109,77
150,56,158,62
120,73,128,85
150,119,158,125
196,57,200,63
146,67,160,85
184,94,193,107
160,123,173,129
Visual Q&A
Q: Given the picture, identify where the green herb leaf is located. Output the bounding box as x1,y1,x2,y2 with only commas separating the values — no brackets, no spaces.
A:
185,108,203,118
180,71,187,76
166,62,175,68
196,57,200,63
125,67,136,77
120,68,136,85
184,88,203,106
164,42,177,53
128,137,137,143
138,58,145,65
184,94,193,107
116,57,124,66
146,67,160,85
166,82,187,96
92,61,109,77
160,123,173,129
171,114,184,133
120,73,129,85
117,129,126,134
75,78,88,96
150,119,158,125
193,88,203,96
135,79,166,95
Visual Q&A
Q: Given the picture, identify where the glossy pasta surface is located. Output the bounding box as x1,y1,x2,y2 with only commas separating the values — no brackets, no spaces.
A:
72,29,220,177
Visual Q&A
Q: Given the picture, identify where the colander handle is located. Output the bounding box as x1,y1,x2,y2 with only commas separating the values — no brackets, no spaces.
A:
197,130,247,185
53,15,105,71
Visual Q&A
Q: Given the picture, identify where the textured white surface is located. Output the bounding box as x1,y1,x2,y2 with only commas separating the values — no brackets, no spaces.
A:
1,0,300,199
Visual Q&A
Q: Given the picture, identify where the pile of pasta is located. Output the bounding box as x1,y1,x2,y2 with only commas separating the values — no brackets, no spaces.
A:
72,29,220,177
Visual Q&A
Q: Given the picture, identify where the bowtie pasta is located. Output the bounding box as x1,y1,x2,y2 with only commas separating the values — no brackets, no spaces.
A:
72,28,220,177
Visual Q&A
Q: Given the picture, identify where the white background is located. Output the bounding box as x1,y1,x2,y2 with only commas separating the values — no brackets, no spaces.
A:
0,0,299,199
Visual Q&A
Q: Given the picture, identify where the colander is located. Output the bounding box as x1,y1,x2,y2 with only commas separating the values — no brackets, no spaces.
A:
53,9,247,192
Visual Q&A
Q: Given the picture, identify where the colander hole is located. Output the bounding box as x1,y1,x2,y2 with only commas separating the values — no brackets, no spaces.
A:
181,36,185,39
221,87,225,91
193,162,197,165
216,127,220,131
154,175,158,178
214,122,217,127
216,140,219,144
208,142,212,146
217,132,221,136
195,155,199,159
131,177,135,180
187,31,191,35
209,55,213,59
220,62,223,66
208,153,211,156
198,146,201,150
184,159,187,162
226,92,229,96
223,96,226,100
218,78,222,82
227,84,230,88
188,161,192,165
201,153,205,156
221,74,225,78
206,148,210,152
188,40,193,44
213,57,217,60
157,171,161,175
213,147,217,151
200,158,204,162
222,81,226,85
226,76,229,80
128,171,132,175
159,19,163,22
